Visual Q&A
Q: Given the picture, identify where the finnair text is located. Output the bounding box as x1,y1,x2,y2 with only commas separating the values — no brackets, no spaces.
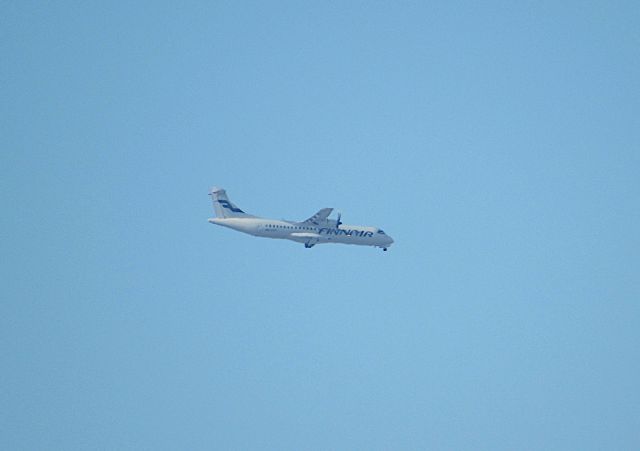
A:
318,228,374,237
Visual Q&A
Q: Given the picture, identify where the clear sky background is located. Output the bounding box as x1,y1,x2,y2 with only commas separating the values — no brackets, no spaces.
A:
2,1,639,450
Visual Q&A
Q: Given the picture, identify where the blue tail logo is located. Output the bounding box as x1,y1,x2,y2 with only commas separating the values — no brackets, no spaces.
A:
218,200,244,213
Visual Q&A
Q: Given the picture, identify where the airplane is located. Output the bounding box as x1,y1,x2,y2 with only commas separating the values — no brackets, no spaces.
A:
207,187,394,251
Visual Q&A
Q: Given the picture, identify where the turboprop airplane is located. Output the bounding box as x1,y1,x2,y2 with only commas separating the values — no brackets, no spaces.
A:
207,187,394,251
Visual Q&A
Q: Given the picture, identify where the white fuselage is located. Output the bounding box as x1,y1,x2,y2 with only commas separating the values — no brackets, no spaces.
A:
208,217,394,249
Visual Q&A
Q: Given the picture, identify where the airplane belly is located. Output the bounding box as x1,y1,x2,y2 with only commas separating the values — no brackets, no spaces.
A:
288,232,326,244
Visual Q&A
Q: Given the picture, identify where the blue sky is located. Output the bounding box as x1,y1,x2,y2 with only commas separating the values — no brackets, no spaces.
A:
2,1,639,449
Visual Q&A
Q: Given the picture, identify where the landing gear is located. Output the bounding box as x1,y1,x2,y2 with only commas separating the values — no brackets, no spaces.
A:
304,243,315,249
383,248,388,251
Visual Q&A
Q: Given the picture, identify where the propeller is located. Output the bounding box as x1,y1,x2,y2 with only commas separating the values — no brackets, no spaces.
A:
335,211,342,229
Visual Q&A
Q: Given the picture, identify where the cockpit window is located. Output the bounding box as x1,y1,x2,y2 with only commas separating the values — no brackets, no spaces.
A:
377,230,386,234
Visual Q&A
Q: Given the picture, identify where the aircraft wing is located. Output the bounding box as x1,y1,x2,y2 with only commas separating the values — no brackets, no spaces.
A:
302,208,333,225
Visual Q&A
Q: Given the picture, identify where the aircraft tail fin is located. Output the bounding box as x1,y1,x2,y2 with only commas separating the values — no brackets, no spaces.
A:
209,187,254,218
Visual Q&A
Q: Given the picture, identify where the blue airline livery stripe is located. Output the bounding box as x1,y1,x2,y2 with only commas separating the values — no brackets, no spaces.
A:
217,200,244,213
